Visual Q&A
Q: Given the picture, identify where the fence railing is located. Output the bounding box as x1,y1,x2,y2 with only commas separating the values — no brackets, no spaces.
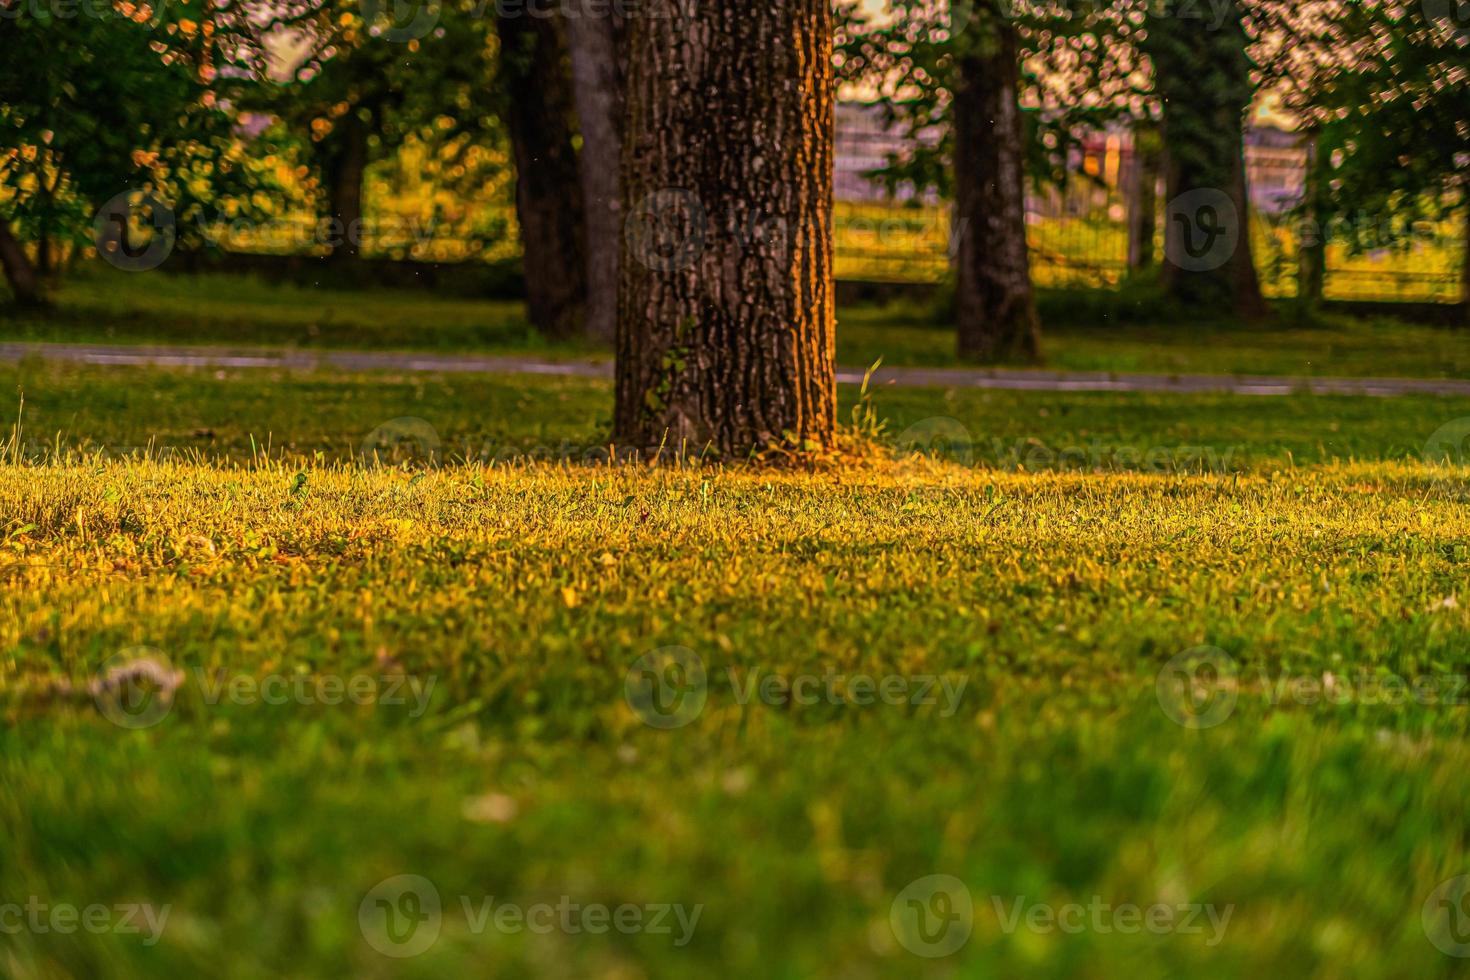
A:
831,119,1466,303
185,189,1466,304
834,200,1466,303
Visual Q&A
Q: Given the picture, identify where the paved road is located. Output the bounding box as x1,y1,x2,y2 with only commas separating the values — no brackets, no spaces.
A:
4,341,1469,398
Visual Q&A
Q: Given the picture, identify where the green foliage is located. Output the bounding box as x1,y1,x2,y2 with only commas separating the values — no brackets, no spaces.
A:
0,4,277,252
253,0,503,227
1260,0,1469,238
1141,0,1255,191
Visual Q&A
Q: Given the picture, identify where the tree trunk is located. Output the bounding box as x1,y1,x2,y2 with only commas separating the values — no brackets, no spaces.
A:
614,0,837,455
1460,206,1470,323
1297,136,1326,309
1127,129,1160,272
1147,1,1267,320
0,221,44,308
951,21,1041,363
36,234,52,278
36,170,57,277
495,9,587,340
325,113,368,263
565,8,624,346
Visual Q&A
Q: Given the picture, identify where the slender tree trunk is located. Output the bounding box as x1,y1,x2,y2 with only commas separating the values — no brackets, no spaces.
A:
565,8,624,346
0,221,44,307
325,113,367,263
1147,1,1266,319
36,192,52,278
1127,129,1160,272
1227,142,1267,317
36,168,64,277
615,0,837,455
1297,136,1326,309
951,21,1041,363
1460,206,1470,322
495,9,587,340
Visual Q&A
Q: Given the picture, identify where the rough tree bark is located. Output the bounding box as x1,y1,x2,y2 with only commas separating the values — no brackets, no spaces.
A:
565,8,624,346
615,0,837,455
951,22,1041,363
0,221,44,307
324,112,368,264
495,9,587,340
1147,1,1266,319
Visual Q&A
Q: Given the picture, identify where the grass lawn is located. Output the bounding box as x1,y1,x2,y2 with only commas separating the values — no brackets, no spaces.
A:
6,265,1470,379
4,362,1470,977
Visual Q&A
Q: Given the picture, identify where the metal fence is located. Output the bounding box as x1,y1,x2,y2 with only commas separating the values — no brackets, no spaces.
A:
187,111,1465,305
833,111,1467,303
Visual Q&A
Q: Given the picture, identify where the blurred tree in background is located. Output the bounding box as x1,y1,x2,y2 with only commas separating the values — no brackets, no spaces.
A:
1259,0,1468,314
1144,0,1267,319
564,8,625,345
836,0,1144,362
490,5,586,340
0,1,269,304
254,0,499,264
